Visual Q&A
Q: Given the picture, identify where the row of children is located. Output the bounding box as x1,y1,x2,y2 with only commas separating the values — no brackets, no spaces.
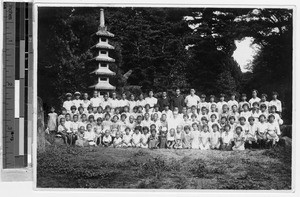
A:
61,89,282,115
54,109,280,150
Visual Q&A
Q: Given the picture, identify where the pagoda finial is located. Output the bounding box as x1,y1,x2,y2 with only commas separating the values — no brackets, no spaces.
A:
100,8,105,27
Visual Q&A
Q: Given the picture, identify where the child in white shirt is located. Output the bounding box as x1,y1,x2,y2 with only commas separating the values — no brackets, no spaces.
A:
191,123,200,149
84,124,96,146
266,114,281,147
220,124,234,151
199,125,210,150
102,130,112,147
269,92,282,113
113,131,123,148
256,114,268,148
227,93,239,111
132,126,142,147
245,116,258,149
122,127,132,147
249,89,261,108
232,126,245,151
63,93,73,113
167,128,176,149
72,92,83,109
238,93,249,113
210,124,221,150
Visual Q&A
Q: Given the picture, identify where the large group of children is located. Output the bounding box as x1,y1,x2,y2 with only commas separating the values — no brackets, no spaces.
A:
46,88,283,150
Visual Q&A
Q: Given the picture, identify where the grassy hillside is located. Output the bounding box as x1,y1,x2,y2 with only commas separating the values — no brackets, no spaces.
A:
37,145,291,189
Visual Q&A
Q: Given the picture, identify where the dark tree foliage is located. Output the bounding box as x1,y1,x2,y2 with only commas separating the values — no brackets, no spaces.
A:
38,7,292,123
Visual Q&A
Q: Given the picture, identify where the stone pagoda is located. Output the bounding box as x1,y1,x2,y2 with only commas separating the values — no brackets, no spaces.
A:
90,8,116,96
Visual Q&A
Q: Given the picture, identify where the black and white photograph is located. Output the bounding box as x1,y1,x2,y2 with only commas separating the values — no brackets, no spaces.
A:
36,5,293,189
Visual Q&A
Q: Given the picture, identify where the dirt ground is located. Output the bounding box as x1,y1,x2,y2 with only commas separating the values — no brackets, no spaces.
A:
37,145,291,189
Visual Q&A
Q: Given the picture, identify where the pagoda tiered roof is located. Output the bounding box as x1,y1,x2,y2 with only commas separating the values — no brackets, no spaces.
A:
95,42,115,50
95,55,115,62
92,66,116,76
96,27,115,38
90,81,116,90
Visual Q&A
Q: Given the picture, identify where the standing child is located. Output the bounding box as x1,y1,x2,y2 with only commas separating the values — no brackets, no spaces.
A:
63,93,73,113
220,124,233,151
47,106,58,138
148,129,159,149
191,123,200,149
102,130,112,147
167,128,176,149
228,116,237,133
208,114,220,132
232,126,245,151
199,125,211,150
210,124,221,150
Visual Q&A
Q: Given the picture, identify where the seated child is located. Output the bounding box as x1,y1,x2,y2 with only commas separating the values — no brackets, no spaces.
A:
94,117,103,145
75,126,88,147
132,126,142,147
199,125,210,150
122,127,132,147
182,125,192,149
174,125,183,149
191,123,200,149
148,129,159,149
113,131,123,148
71,114,80,134
158,129,168,149
266,114,281,147
140,127,149,148
167,128,176,149
57,117,68,144
256,114,268,148
84,124,96,146
220,124,233,151
232,126,245,151
210,124,221,150
245,116,258,149
102,130,112,147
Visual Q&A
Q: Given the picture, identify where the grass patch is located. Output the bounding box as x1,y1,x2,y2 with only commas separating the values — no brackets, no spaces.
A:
37,145,291,189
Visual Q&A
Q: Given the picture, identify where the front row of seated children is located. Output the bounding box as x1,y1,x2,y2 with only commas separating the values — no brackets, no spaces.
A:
56,113,280,151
